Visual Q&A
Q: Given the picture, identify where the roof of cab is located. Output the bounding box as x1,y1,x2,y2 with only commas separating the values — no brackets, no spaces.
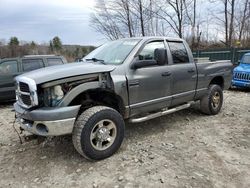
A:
119,36,184,42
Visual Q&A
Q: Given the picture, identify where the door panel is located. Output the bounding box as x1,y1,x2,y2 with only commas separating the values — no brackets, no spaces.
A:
167,41,197,106
169,63,197,105
126,40,172,116
128,66,171,111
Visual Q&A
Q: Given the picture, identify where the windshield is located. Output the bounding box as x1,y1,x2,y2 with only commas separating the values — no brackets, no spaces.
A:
242,55,250,64
83,39,141,64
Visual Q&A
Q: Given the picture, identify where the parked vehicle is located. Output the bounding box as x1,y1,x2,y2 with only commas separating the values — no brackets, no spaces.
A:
0,55,67,101
14,37,233,160
231,53,250,88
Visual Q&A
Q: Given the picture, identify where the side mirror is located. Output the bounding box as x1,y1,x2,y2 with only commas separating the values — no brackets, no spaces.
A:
131,60,157,69
131,48,167,69
154,48,167,65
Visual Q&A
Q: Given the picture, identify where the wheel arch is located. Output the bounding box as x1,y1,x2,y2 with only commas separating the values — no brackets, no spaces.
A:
58,81,100,107
209,76,224,89
68,88,126,118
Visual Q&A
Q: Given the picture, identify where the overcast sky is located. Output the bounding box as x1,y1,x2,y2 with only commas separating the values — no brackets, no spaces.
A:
0,0,223,46
0,0,106,45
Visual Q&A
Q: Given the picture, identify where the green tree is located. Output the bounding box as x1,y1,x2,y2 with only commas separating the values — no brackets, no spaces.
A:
9,37,19,46
8,37,19,57
52,36,62,52
30,41,38,55
30,41,36,48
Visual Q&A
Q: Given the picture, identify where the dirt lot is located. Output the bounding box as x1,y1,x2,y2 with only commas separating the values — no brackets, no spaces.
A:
0,89,249,188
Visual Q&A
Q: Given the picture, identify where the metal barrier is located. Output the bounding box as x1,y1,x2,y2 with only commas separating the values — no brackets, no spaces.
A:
193,48,250,65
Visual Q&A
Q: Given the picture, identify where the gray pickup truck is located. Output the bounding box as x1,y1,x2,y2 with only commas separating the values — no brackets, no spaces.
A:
14,37,232,160
0,55,67,101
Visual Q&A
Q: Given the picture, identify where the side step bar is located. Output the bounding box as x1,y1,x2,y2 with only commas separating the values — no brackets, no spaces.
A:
129,102,194,123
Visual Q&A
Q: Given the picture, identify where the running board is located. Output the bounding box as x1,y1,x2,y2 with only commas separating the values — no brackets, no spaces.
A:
129,102,194,123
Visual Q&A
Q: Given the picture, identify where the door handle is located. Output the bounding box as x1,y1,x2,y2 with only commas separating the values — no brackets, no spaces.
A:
129,80,139,87
161,72,171,77
187,69,195,73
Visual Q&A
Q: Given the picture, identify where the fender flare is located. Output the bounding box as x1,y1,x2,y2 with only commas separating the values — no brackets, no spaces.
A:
58,81,100,107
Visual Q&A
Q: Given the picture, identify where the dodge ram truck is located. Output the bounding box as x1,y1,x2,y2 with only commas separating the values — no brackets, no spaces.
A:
14,37,233,160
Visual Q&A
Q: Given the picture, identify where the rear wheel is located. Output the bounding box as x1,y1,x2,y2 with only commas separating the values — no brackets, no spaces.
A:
72,106,125,160
200,84,223,115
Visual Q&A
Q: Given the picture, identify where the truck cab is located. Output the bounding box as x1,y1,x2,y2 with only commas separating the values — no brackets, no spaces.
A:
232,53,250,88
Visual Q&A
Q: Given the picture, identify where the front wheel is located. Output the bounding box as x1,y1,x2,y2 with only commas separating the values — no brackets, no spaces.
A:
72,106,125,160
200,84,223,115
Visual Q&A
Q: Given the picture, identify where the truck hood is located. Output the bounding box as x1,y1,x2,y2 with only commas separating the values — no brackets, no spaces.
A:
16,63,116,84
234,63,250,72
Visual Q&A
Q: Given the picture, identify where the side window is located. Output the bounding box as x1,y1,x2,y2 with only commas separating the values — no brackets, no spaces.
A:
0,60,18,74
22,59,44,72
47,58,63,66
168,42,189,64
139,41,165,61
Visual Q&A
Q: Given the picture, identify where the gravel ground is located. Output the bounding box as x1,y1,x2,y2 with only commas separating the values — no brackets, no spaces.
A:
0,89,249,188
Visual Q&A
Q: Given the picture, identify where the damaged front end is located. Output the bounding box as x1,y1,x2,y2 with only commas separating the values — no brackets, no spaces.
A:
40,74,100,107
14,72,113,136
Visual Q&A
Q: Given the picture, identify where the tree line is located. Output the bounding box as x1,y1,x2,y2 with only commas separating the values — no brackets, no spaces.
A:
91,0,250,49
0,36,95,61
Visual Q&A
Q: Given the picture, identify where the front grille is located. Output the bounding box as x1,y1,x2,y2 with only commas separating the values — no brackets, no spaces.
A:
20,94,31,106
19,82,30,93
16,78,38,108
234,72,250,81
17,81,32,107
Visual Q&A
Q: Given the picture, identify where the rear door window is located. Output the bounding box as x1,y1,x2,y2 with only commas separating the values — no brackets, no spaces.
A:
22,59,44,72
168,42,189,64
47,58,64,66
0,60,18,74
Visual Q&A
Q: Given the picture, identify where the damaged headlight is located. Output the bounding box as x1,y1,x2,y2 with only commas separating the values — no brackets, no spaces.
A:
44,85,64,106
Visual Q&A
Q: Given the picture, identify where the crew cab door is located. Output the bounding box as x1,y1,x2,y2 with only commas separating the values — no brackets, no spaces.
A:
0,59,20,100
126,40,172,116
166,40,197,106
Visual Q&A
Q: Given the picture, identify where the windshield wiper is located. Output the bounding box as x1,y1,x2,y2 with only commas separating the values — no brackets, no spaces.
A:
85,58,106,65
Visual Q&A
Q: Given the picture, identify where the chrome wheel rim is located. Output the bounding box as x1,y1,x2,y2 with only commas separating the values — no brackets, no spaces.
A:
211,91,220,109
90,119,117,151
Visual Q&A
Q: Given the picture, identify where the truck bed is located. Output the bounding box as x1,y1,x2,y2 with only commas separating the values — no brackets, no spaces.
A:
194,60,233,99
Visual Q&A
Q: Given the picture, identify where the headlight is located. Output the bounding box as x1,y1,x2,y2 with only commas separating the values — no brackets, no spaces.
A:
44,85,64,106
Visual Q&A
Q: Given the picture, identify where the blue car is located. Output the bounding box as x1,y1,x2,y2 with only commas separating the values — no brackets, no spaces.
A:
232,53,250,88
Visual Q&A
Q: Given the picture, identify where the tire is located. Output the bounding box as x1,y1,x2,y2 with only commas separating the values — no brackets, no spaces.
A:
200,84,223,115
72,106,125,160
